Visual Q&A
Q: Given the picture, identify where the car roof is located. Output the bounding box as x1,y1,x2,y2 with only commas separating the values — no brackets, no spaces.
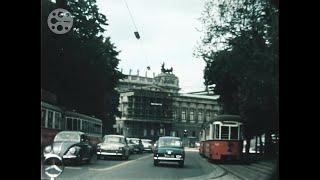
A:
104,134,125,138
127,138,140,140
57,131,85,135
159,136,181,140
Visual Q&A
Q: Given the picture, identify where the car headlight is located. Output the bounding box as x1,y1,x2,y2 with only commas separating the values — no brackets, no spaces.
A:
176,155,182,158
69,147,77,155
44,146,52,153
119,147,124,150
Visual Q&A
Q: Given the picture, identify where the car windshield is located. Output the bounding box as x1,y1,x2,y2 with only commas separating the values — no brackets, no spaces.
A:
131,140,140,144
54,132,80,142
158,138,182,148
104,136,124,143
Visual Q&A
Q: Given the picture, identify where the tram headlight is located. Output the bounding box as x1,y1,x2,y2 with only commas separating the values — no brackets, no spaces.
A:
44,146,52,153
69,147,77,155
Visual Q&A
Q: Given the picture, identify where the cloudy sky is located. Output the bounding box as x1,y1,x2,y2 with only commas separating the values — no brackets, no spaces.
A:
96,0,207,93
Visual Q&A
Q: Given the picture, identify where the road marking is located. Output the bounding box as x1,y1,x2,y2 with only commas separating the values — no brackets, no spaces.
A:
89,154,153,171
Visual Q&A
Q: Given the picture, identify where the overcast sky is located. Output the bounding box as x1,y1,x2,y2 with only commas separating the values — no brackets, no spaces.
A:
96,0,206,93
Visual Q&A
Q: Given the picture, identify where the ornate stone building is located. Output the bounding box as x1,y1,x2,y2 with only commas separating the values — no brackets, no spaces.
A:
115,65,221,142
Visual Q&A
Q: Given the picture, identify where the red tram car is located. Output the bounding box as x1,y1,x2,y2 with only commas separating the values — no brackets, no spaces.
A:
199,115,243,161
41,101,103,152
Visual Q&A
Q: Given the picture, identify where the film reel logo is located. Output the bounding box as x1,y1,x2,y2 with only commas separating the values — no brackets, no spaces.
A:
47,8,73,34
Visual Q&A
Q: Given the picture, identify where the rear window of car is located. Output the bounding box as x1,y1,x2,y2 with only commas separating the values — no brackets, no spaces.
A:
158,138,182,148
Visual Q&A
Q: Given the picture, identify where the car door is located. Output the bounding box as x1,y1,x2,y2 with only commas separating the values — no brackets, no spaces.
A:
80,134,92,158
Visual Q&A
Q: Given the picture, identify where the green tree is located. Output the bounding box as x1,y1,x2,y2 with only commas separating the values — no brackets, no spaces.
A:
197,0,278,155
41,0,125,134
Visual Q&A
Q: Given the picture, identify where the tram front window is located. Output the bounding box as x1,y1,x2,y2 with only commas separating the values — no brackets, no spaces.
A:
215,124,220,139
230,127,238,140
221,126,229,139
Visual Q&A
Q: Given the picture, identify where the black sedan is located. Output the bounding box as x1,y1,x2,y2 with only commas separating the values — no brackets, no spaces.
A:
153,136,185,167
43,131,93,165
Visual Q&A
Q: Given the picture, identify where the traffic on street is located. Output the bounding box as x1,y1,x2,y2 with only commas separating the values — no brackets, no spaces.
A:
41,0,279,179
41,147,276,180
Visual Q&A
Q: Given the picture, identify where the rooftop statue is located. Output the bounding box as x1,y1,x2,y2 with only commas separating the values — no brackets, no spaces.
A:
161,62,173,74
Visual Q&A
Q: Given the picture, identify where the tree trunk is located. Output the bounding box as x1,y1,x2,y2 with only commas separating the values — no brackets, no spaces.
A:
264,131,272,156
245,138,251,154
259,135,263,154
255,136,258,154
245,138,251,161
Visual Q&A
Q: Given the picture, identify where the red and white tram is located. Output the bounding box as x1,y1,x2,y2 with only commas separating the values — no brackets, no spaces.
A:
41,101,102,151
199,115,243,161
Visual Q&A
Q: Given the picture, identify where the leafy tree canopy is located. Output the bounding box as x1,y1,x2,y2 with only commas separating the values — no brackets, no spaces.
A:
41,0,125,133
197,0,278,148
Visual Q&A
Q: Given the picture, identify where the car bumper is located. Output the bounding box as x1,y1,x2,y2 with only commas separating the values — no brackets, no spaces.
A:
154,157,184,161
97,152,123,156
43,154,80,163
62,155,78,159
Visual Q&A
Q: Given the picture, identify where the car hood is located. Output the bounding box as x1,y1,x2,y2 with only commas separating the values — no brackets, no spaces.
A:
142,143,151,147
100,142,125,150
157,147,184,154
51,141,79,157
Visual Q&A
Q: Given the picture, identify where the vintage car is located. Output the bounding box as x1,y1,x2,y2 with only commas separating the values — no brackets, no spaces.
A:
153,136,185,167
96,135,130,160
141,139,154,152
126,138,135,154
43,131,94,164
127,138,143,153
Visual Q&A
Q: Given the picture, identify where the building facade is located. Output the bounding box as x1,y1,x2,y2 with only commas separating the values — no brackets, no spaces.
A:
115,68,221,142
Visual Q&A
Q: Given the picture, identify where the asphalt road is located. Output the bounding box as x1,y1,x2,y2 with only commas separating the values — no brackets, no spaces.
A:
41,148,277,180
41,149,218,180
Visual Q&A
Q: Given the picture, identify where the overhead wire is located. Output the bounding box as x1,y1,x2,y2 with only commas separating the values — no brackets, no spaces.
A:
123,0,151,72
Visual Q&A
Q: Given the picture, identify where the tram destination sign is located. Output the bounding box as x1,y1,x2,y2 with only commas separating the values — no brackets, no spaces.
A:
151,102,162,106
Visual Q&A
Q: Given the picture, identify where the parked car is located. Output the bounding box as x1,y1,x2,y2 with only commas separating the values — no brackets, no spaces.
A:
153,136,185,167
43,131,94,165
127,138,143,153
141,139,154,152
96,135,130,160
127,139,136,154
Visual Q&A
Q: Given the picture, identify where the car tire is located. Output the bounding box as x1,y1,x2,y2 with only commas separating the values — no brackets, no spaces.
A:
122,155,129,160
154,160,159,166
86,156,92,164
178,161,184,168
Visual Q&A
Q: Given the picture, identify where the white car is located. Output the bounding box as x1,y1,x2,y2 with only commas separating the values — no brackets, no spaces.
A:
141,139,153,152
97,135,130,160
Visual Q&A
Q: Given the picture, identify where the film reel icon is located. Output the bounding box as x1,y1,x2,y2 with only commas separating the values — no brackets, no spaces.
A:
47,8,73,34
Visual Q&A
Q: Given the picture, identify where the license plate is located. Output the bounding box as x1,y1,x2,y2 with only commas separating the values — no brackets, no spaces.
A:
165,154,174,158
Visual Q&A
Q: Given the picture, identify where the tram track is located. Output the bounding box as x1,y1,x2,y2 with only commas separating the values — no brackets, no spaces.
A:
215,164,247,180
216,162,274,180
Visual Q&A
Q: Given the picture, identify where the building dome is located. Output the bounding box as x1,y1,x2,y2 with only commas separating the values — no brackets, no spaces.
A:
154,72,180,93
